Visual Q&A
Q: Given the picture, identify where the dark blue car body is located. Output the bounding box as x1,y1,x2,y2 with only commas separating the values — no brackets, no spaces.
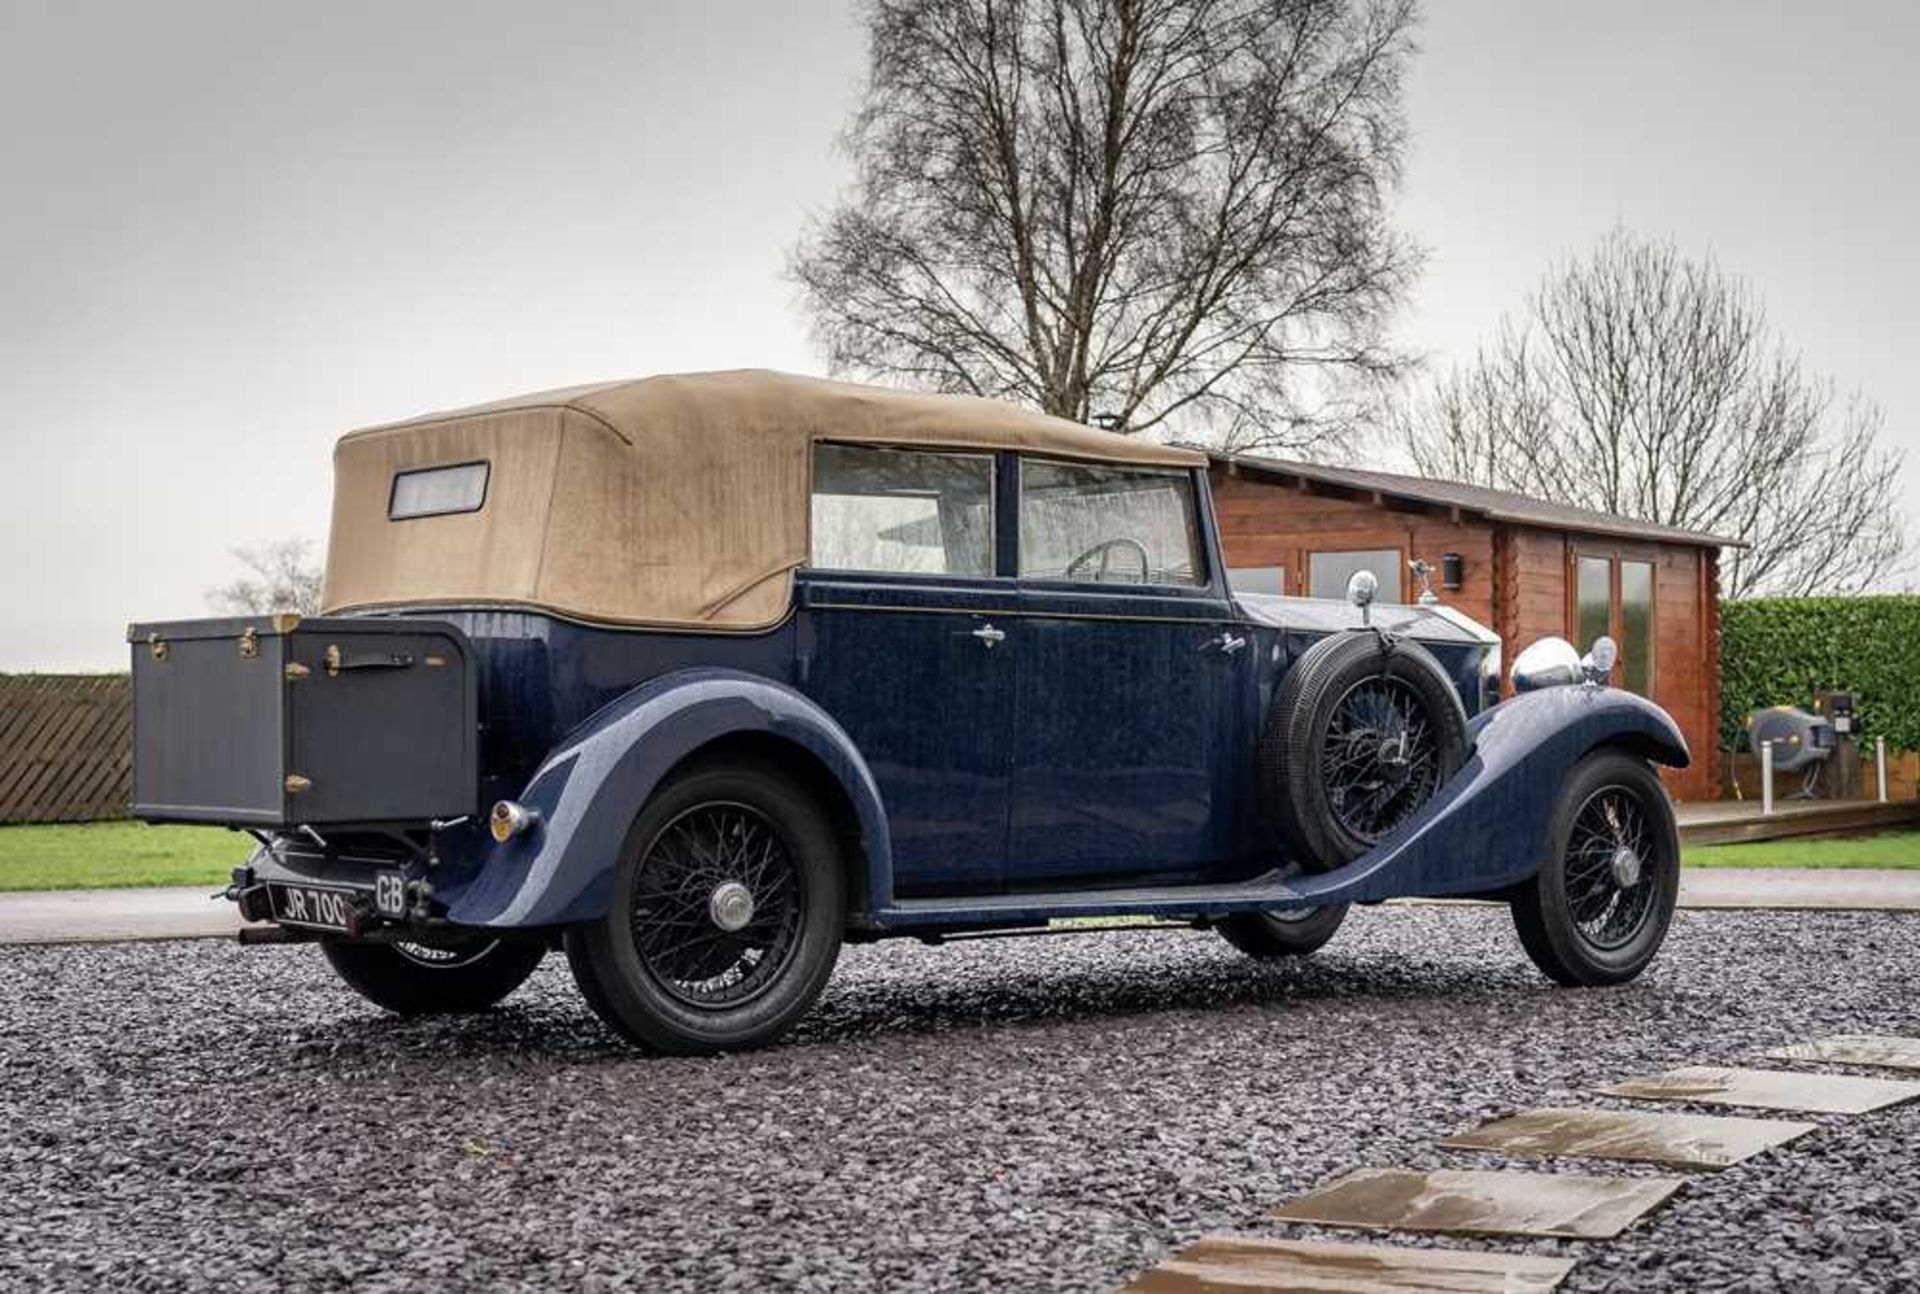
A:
235,453,1686,940
128,372,1698,1049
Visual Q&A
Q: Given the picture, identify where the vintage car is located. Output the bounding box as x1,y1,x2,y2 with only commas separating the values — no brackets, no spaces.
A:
130,370,1688,1053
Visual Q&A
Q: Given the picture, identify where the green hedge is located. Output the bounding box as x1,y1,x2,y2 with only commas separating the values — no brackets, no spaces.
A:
1720,596,1920,752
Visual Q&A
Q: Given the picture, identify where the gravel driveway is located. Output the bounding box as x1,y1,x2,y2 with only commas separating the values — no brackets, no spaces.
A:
2,907,1915,1293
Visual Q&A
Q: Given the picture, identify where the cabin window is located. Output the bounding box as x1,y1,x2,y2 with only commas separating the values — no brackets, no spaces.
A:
1229,566,1286,596
1017,460,1201,586
1573,552,1656,697
1575,556,1612,654
1620,560,1655,696
809,444,994,576
389,461,489,520
1308,549,1403,602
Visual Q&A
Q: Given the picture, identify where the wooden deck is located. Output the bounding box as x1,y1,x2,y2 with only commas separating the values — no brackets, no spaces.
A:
1675,798,1920,847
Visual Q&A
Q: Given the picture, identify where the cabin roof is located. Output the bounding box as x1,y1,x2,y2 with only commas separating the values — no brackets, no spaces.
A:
1212,452,1748,550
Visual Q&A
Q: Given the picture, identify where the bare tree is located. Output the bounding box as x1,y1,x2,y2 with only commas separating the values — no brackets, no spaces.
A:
794,0,1422,452
206,538,325,616
1400,231,1906,598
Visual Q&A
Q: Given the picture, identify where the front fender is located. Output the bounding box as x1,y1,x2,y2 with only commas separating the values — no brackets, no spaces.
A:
438,668,893,928
1294,685,1689,905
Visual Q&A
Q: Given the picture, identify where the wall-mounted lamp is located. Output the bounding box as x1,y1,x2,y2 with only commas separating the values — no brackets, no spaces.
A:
1441,552,1464,591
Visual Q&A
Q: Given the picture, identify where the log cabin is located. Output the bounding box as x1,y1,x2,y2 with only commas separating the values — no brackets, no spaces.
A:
1210,453,1743,801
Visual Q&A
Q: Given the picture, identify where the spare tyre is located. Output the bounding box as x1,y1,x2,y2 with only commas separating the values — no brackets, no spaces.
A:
1261,631,1469,871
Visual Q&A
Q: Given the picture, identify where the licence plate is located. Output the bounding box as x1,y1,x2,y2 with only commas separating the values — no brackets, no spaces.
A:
268,882,364,933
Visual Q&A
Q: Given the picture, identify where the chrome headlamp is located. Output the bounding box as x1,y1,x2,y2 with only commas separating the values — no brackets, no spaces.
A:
1512,635,1619,693
1512,637,1581,692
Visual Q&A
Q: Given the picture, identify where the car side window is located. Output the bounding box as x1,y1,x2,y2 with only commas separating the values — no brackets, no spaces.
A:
809,444,994,576
1018,459,1202,586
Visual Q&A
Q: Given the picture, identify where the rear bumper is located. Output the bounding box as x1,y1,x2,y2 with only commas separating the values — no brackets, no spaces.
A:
230,844,447,938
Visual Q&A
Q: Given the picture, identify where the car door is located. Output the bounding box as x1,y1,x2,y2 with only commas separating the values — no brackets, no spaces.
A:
1008,459,1247,885
796,443,1014,897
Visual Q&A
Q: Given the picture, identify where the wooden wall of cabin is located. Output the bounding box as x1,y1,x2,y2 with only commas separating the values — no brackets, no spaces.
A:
1496,523,1717,801
1658,542,1717,800
1512,522,1728,794
1208,467,1724,801
1209,469,1498,620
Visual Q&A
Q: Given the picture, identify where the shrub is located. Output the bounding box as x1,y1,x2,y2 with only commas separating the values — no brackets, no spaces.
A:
1720,596,1920,751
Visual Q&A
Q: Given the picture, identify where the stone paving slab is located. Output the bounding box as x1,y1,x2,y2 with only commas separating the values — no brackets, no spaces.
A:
1766,1034,1920,1072
1270,1167,1682,1241
1442,1106,1816,1169
1122,1234,1576,1293
1599,1065,1920,1114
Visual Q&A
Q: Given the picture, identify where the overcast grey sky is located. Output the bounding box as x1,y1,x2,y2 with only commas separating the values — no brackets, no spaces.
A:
3,0,1915,670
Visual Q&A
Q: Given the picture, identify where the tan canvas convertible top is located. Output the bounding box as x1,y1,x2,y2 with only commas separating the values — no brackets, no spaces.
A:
324,369,1206,631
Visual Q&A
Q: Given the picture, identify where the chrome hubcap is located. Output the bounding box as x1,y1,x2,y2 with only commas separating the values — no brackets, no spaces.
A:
1609,846,1643,889
708,880,756,933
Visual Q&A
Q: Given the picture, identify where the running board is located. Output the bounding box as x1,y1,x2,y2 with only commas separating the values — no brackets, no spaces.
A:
923,920,1199,943
872,869,1325,929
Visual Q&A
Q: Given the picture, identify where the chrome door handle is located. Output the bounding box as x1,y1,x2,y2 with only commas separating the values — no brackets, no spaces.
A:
971,623,1006,648
1211,632,1246,656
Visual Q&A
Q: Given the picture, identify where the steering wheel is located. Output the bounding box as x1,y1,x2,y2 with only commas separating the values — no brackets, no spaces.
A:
1065,536,1152,583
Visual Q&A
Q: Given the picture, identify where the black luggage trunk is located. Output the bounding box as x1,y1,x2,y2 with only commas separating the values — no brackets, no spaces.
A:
128,615,478,827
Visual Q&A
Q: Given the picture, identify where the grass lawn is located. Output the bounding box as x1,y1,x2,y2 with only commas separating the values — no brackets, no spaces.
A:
0,821,250,891
1684,829,1920,870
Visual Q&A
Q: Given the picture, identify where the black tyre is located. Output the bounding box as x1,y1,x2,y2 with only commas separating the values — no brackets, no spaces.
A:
1217,902,1350,959
564,765,845,1054
1262,631,1469,871
321,936,546,1015
1509,750,1680,987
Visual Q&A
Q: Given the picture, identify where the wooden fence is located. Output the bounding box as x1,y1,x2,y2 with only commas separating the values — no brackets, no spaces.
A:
0,675,132,824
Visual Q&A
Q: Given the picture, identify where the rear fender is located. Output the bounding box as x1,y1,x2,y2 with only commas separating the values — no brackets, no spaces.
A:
439,668,892,928
1291,685,1689,905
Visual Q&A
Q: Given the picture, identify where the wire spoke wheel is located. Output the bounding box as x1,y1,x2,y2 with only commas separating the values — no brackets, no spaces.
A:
1564,784,1661,950
1321,675,1441,842
630,801,804,1010
1509,750,1678,988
